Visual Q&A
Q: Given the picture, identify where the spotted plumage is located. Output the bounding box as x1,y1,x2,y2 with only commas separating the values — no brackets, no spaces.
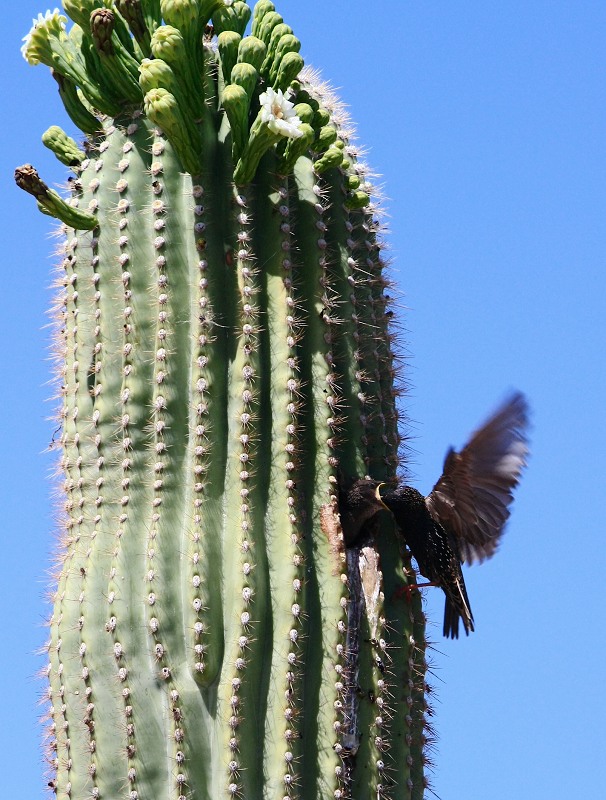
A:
381,485,474,637
383,392,529,637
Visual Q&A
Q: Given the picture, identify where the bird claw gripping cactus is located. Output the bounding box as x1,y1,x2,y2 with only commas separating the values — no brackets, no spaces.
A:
17,3,430,798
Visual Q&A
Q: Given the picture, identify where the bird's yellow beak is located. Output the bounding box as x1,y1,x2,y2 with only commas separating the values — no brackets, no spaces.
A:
375,482,389,509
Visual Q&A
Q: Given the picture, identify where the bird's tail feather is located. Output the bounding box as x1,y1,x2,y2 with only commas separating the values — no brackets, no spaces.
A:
443,586,475,639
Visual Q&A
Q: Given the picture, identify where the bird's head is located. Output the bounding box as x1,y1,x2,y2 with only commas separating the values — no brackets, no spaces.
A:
339,478,391,546
381,485,426,518
345,478,388,512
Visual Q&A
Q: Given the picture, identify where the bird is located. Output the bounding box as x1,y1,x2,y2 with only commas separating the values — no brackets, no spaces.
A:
382,392,529,638
382,484,476,637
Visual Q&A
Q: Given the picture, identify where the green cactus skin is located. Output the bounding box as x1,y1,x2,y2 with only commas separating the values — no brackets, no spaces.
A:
18,3,430,799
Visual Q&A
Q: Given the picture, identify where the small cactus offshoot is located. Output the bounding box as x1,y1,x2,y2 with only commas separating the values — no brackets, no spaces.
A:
17,3,429,799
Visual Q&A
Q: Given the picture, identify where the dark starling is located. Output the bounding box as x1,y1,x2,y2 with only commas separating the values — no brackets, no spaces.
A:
382,392,529,638
339,478,385,547
382,485,476,637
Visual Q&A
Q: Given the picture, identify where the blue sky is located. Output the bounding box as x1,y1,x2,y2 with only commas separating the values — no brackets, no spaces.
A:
2,2,605,798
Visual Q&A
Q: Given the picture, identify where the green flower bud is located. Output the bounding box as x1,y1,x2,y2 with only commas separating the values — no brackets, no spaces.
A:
260,23,293,75
273,51,304,93
315,125,338,153
159,0,198,30
213,1,251,37
251,0,276,38
257,11,283,46
150,24,186,64
268,34,301,85
345,190,371,210
41,126,86,167
218,30,241,85
313,108,331,128
314,145,344,174
237,35,267,73
268,23,293,48
150,22,204,118
222,83,249,160
159,0,224,32
295,91,320,116
139,57,178,94
144,87,202,174
272,32,300,59
293,103,314,125
231,62,259,100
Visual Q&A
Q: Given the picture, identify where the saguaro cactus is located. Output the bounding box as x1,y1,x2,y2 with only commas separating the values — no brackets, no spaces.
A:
17,3,429,799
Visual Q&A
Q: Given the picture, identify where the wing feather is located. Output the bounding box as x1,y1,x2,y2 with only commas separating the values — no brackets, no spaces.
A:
426,392,529,564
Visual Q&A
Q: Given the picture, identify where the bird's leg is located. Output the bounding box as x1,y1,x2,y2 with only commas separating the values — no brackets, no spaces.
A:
394,581,440,603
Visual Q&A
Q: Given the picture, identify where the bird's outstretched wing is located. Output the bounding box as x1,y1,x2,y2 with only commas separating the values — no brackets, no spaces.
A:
425,392,529,564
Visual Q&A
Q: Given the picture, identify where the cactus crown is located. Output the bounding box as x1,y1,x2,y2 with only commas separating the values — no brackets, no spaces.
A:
19,2,367,195
17,2,429,799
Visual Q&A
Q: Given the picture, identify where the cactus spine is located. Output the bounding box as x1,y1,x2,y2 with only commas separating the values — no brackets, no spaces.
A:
17,2,429,799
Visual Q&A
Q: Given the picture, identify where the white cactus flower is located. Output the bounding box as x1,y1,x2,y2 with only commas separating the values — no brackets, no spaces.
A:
21,9,66,64
259,88,303,139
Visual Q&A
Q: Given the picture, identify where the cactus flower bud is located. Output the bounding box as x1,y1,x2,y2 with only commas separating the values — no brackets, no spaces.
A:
90,8,115,55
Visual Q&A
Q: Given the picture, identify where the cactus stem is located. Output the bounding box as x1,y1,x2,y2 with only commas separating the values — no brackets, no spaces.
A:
21,5,428,797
